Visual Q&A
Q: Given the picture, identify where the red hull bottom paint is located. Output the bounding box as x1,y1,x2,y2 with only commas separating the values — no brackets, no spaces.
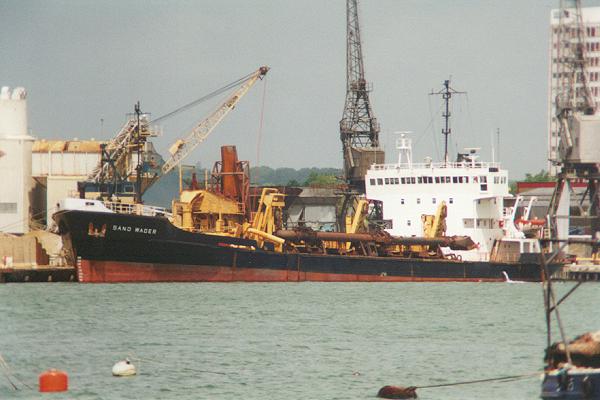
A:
78,259,504,283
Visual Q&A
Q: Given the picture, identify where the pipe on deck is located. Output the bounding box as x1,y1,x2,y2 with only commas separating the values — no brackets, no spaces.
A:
273,229,475,251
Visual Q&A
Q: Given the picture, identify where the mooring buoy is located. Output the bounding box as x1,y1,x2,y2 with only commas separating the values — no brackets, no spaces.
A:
112,359,136,377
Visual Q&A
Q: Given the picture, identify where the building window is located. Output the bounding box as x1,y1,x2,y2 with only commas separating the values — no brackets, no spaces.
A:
370,179,376,186
394,178,399,184
401,199,405,205
432,198,436,204
463,218,474,228
0,202,17,214
417,198,421,204
377,178,383,185
411,177,416,184
418,177,423,184
385,178,390,184
401,177,406,184
452,176,458,183
435,177,440,183
449,198,453,204
407,220,411,226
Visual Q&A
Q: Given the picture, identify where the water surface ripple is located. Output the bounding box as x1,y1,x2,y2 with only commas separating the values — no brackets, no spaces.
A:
1,282,599,399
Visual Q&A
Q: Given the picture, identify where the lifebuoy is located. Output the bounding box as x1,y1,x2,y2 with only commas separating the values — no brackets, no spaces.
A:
516,218,545,226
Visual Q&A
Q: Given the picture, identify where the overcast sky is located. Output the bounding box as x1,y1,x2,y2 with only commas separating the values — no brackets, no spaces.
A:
3,0,597,179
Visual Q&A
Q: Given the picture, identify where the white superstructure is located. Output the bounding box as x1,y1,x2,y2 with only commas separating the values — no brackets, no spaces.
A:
366,134,510,261
0,86,34,234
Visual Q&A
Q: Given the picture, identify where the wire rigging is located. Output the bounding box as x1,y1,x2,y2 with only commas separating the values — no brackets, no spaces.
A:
150,71,256,124
254,78,268,184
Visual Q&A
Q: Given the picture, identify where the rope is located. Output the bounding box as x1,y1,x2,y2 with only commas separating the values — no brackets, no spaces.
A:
254,78,268,184
151,71,256,124
127,353,228,376
415,98,445,147
0,353,33,390
414,371,540,389
0,206,57,233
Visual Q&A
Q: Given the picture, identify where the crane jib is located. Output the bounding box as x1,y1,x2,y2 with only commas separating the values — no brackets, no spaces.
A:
160,66,269,176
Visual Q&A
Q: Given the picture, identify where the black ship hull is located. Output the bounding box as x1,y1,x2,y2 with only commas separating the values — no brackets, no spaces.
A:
54,210,558,283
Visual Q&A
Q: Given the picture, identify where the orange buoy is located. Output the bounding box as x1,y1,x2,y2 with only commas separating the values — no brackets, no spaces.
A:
39,369,68,392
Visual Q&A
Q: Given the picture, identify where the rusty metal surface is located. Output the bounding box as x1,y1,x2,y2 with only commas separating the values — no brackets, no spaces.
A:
273,229,475,250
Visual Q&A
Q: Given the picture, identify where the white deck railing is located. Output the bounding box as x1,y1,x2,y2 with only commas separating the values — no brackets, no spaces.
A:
103,201,172,218
370,161,501,171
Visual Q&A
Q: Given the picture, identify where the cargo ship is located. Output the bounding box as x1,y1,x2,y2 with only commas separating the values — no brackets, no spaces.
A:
53,73,562,283
53,144,560,283
53,203,555,283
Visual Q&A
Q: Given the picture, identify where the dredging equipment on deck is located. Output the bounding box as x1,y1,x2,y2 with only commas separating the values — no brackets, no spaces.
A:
273,229,476,251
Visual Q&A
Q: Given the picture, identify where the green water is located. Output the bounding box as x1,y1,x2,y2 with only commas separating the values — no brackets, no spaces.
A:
1,282,599,399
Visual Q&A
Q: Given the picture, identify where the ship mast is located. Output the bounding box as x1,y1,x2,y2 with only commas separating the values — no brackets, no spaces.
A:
430,80,465,165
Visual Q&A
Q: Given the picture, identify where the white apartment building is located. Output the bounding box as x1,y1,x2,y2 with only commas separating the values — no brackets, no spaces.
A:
548,6,600,175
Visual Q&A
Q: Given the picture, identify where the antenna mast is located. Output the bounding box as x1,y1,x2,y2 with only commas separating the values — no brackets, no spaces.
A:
340,0,384,192
430,80,466,165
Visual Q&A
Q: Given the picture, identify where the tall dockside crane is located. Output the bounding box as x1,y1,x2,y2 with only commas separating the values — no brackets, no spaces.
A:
340,0,384,192
548,0,600,247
